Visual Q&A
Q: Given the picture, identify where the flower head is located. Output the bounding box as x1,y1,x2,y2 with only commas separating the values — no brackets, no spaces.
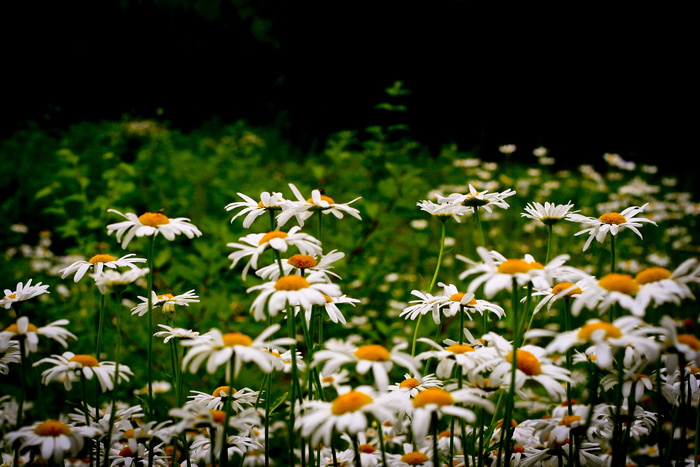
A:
225,191,288,228
5,419,97,463
90,267,150,295
521,201,578,226
34,351,133,392
276,183,362,227
227,225,322,280
106,209,202,249
2,279,50,309
567,203,657,251
131,289,200,317
57,253,146,283
437,184,516,213
0,317,76,355
416,199,470,223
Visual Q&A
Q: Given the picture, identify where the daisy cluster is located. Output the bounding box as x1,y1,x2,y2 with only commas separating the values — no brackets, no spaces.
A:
1,175,700,467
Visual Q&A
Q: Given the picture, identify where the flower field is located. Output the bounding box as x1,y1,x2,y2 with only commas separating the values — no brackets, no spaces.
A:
1,113,700,466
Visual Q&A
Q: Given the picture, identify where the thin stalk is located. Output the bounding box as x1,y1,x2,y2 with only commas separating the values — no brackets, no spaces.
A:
474,207,486,249
546,224,553,264
610,233,616,274
146,235,156,421
352,434,362,467
432,412,440,467
411,219,446,356
104,291,125,467
498,278,521,467
96,292,106,359
221,354,237,467
375,417,388,467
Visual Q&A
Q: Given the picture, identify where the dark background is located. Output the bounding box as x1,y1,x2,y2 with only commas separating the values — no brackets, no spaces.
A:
2,1,695,166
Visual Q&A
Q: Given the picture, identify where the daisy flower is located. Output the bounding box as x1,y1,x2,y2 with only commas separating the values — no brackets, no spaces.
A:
437,282,505,321
634,258,700,305
276,183,362,227
225,191,288,228
409,386,495,441
437,183,516,213
108,441,170,466
1,278,50,309
400,290,450,324
180,323,296,377
5,418,97,464
312,339,420,390
0,340,20,374
567,203,657,251
296,385,395,447
387,373,443,401
106,209,203,249
247,271,341,321
457,247,573,299
540,315,664,369
387,442,435,467
477,333,572,401
255,249,345,282
57,253,146,283
34,351,134,392
521,201,578,225
530,277,595,315
415,337,486,379
0,316,76,355
130,289,200,317
153,324,212,344
416,199,470,223
187,385,260,412
90,267,150,295
227,225,322,280
658,315,700,374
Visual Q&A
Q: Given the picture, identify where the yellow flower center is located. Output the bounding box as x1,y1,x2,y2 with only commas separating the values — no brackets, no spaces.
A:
578,322,623,340
560,415,582,426
354,344,391,361
399,377,421,389
635,267,672,285
68,355,99,367
157,293,174,300
412,387,455,408
287,254,318,269
322,294,334,303
506,349,542,376
3,293,17,300
3,323,38,333
358,444,376,453
400,452,430,465
445,344,475,354
212,386,237,397
447,292,478,305
598,273,639,295
462,193,488,207
513,445,525,453
259,230,288,245
119,447,135,457
598,212,627,224
222,332,253,347
678,334,700,351
552,282,582,296
34,420,71,437
438,429,452,438
274,275,311,291
210,410,226,424
497,259,542,274
331,391,373,415
307,194,335,205
89,254,117,264
138,212,170,226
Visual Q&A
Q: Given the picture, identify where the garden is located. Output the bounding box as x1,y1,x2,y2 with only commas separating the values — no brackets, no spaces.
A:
1,87,700,466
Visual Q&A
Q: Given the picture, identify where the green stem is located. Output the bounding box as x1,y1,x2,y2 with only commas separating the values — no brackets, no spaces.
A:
146,235,156,421
498,278,521,467
546,224,553,264
104,292,124,467
221,354,236,467
474,207,486,249
610,233,616,274
96,292,106,359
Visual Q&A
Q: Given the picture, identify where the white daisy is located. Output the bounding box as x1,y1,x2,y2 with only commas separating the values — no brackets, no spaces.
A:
0,316,76,355
153,324,212,344
57,253,146,283
276,183,362,227
415,337,485,379
130,289,200,316
408,386,495,441
1,278,50,309
387,373,443,401
521,201,578,225
567,203,657,251
180,323,296,377
296,385,395,447
437,282,505,321
187,385,260,412
530,277,594,315
416,199,470,223
400,290,450,324
634,258,700,305
5,418,97,464
227,225,322,280
90,267,150,295
437,184,516,213
34,351,134,392
311,338,420,390
0,340,20,374
247,271,341,321
225,191,288,229
106,209,203,249
255,249,345,282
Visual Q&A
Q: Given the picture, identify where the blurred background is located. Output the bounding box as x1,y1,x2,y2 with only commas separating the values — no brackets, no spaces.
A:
2,1,695,167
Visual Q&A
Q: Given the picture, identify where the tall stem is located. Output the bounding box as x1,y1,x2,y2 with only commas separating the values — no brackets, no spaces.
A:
146,235,156,421
474,207,486,249
96,292,106,359
610,233,616,274
546,224,553,264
